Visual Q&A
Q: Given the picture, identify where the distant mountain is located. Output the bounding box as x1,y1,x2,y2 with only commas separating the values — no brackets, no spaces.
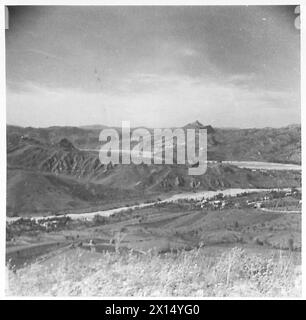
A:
7,123,301,164
183,121,215,134
7,135,104,180
58,138,77,151
7,125,101,150
80,124,109,130
184,120,205,128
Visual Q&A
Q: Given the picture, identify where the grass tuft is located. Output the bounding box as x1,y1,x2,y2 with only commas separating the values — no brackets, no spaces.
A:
7,247,301,297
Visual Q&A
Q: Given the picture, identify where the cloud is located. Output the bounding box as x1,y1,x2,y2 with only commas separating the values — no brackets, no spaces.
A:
26,49,62,61
180,48,199,57
7,72,300,128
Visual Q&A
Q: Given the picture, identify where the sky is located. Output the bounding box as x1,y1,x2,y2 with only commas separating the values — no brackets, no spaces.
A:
6,5,300,128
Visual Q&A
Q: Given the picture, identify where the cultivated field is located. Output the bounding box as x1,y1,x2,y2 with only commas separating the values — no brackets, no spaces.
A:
6,189,302,297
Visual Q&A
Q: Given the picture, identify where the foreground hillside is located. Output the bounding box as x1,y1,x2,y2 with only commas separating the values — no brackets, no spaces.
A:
7,247,301,297
6,189,301,297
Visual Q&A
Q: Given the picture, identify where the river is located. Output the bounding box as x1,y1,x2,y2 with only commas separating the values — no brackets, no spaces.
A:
7,187,297,223
81,149,301,171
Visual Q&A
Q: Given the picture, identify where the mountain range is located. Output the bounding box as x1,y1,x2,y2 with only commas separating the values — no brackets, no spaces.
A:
6,122,301,217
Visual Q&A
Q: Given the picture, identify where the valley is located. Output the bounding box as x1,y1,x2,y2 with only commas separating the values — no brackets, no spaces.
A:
6,122,302,297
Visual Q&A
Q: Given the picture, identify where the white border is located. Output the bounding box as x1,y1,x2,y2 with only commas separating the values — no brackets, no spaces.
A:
0,0,304,300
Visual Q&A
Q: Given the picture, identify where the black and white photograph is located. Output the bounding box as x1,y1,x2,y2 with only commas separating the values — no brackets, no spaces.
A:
2,2,303,298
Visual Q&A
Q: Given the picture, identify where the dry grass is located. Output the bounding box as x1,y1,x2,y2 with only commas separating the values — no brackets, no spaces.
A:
7,247,301,297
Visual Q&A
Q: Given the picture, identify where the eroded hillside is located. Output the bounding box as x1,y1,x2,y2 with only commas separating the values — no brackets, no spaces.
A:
6,131,301,217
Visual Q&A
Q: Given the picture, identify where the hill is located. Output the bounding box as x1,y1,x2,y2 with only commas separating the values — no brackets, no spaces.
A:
211,125,301,164
7,135,301,190
6,123,301,217
7,122,301,164
6,135,301,217
6,168,144,217
183,120,215,133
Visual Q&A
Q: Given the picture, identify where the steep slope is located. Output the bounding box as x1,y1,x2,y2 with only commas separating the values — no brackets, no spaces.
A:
7,136,105,180
211,125,301,164
7,169,89,216
6,169,141,217
183,120,215,134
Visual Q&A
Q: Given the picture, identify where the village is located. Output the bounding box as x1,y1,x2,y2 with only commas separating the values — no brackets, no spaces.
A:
197,188,301,211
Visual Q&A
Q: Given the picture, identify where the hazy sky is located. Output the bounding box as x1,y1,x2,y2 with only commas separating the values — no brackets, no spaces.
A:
6,6,300,128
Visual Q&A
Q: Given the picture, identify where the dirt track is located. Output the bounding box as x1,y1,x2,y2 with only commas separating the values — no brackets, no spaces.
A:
260,208,301,214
